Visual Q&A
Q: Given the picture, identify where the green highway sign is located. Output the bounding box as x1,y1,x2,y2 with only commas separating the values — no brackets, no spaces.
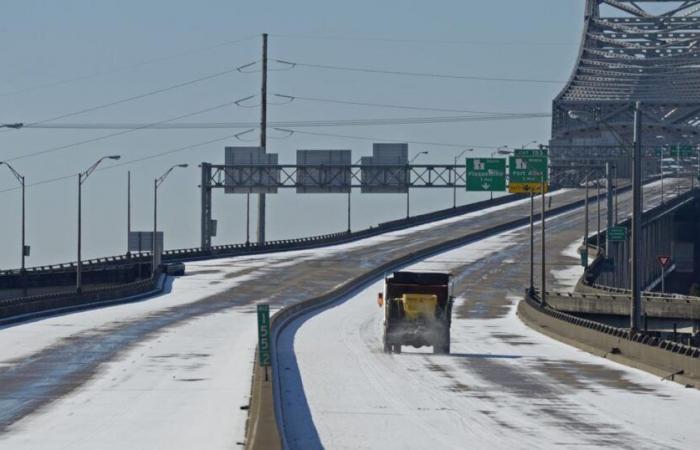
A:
514,148,548,158
257,304,271,367
509,155,548,193
466,158,506,192
655,145,695,157
608,226,627,242
509,156,548,183
675,145,695,157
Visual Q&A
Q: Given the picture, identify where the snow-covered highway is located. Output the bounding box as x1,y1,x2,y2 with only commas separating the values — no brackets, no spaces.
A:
279,180,700,449
0,180,690,449
0,189,584,449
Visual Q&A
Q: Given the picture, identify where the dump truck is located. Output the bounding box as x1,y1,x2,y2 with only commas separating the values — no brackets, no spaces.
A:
378,271,454,354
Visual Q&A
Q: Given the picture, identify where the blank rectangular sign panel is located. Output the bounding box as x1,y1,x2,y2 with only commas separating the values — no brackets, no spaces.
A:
296,149,352,193
129,231,163,253
361,143,409,193
224,146,280,194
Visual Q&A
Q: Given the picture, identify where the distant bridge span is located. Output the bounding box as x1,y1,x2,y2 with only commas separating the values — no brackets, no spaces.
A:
551,0,700,185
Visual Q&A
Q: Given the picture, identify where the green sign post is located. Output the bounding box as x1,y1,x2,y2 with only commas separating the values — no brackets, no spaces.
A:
608,226,627,242
257,304,271,371
466,158,506,192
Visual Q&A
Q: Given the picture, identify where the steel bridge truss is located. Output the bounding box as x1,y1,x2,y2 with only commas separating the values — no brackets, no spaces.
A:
199,163,468,248
550,0,700,186
205,164,467,191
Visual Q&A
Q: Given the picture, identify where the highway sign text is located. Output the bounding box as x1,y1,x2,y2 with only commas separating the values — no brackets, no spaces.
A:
257,304,271,367
466,158,506,192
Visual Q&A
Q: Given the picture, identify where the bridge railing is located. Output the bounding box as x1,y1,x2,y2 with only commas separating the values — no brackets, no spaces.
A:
526,291,700,358
0,192,526,281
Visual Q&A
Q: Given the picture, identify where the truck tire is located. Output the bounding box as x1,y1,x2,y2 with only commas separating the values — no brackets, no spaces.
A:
442,330,451,354
383,328,392,353
433,330,450,355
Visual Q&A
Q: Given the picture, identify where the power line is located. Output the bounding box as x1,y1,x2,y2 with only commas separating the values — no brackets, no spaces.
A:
270,33,578,47
0,132,240,195
25,65,256,128
275,59,566,84
0,35,258,98
273,94,548,115
4,97,252,163
14,112,550,131
272,128,500,149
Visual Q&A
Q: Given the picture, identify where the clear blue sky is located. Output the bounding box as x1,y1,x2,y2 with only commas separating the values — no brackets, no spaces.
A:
0,0,583,268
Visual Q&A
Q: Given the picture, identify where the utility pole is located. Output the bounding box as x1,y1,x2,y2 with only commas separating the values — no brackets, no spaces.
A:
258,32,268,244
631,101,643,332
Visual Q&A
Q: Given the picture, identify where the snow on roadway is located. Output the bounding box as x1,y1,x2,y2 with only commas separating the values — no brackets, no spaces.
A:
285,232,700,450
0,195,556,449
550,239,585,291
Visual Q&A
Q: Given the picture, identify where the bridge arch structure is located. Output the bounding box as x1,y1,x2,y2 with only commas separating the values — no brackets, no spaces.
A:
550,0,700,185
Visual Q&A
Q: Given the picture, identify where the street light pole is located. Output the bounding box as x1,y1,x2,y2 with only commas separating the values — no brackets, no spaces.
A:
614,165,619,224
349,157,362,232
540,173,547,307
583,173,589,268
631,101,643,333
127,171,131,255
606,163,614,256
76,155,121,293
529,190,534,295
697,146,700,189
153,164,188,275
596,178,601,251
0,162,26,271
490,146,511,201
407,152,428,218
453,149,471,208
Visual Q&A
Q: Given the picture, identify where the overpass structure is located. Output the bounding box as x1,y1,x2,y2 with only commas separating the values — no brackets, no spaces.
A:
550,0,700,185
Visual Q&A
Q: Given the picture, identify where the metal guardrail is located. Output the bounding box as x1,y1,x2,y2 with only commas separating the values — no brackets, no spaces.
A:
0,272,165,325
